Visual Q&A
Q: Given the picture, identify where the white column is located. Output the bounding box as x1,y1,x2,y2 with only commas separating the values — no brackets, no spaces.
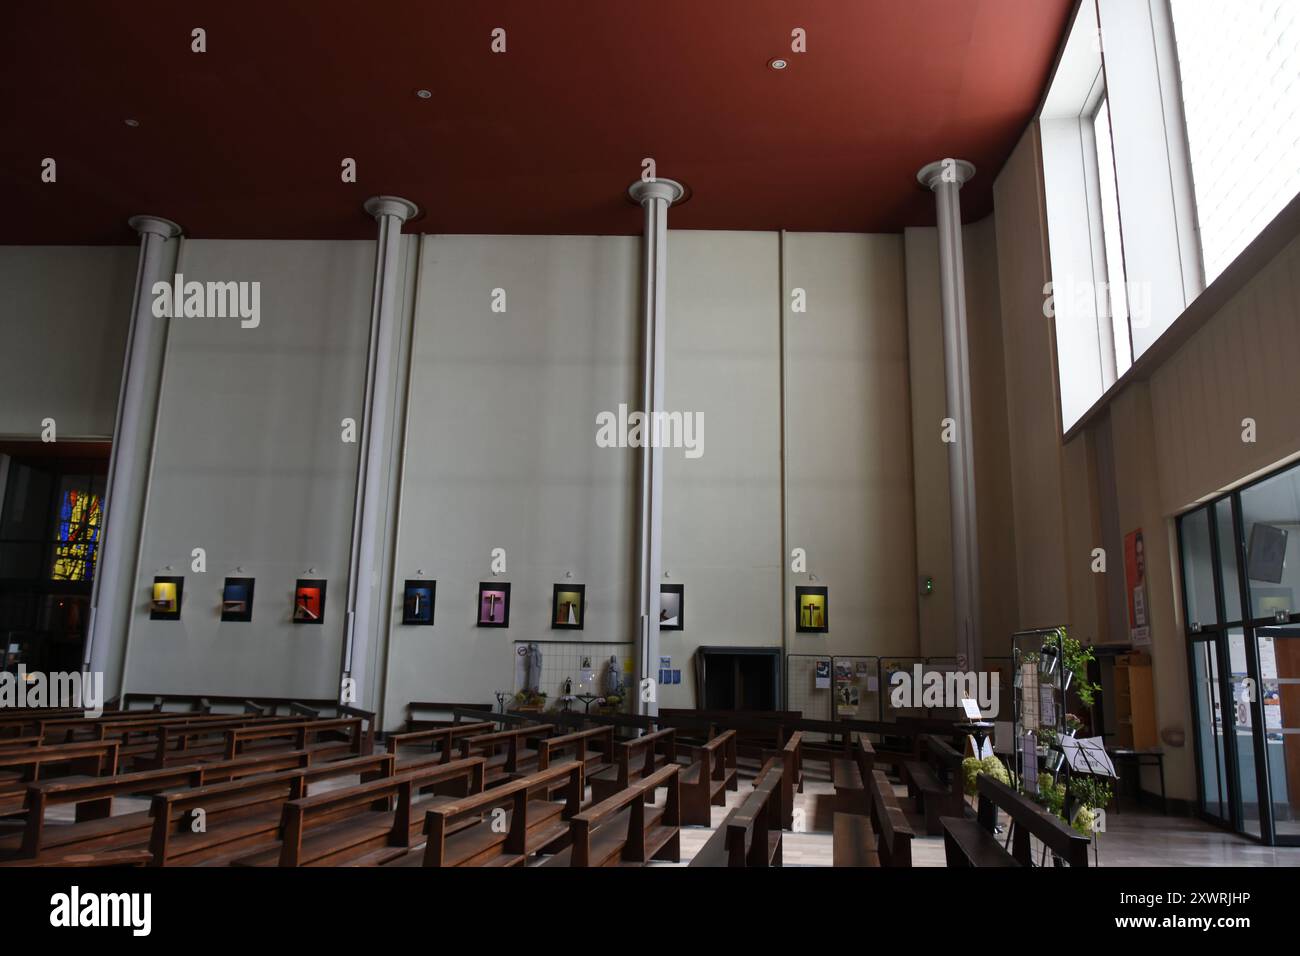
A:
628,178,683,717
341,196,418,708
917,160,982,668
84,215,183,697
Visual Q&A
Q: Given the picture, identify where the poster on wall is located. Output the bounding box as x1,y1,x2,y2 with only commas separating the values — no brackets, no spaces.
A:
1124,529,1151,646
814,659,831,689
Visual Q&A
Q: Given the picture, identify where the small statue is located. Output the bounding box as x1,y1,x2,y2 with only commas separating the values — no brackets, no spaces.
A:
603,655,624,698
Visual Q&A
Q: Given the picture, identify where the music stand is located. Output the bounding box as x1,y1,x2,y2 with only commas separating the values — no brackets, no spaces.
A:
1058,736,1115,865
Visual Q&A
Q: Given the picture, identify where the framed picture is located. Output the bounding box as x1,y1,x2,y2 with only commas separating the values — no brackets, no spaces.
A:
220,577,255,623
552,584,586,630
477,582,510,628
402,580,435,626
293,579,326,625
659,584,684,631
150,575,184,621
795,585,828,633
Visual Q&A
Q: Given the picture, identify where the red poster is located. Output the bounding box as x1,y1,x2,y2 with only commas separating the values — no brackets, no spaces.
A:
1124,529,1150,646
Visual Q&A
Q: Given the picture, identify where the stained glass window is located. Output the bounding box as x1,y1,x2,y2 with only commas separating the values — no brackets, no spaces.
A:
50,489,101,582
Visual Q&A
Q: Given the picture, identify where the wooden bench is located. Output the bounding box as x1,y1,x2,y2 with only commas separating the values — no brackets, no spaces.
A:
904,735,968,835
267,756,489,867
536,725,614,795
134,715,304,768
831,736,875,814
3,747,330,862
542,763,681,867
223,717,364,762
589,728,676,802
773,731,804,829
404,701,493,732
679,730,738,826
458,724,554,782
413,761,584,866
941,774,1090,868
833,769,914,867
147,752,396,866
0,740,121,816
690,757,783,868
385,722,496,764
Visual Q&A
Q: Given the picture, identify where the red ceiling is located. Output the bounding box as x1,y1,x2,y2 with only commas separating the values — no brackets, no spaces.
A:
0,1,1071,244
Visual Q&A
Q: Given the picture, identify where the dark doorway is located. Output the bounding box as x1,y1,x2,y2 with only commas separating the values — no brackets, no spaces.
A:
0,442,110,675
696,646,782,711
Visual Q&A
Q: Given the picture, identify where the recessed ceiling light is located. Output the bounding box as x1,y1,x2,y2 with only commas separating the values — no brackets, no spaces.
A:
124,118,140,127
768,58,788,70
415,89,432,99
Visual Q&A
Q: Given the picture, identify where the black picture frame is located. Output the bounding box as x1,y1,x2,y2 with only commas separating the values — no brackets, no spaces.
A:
402,579,436,626
659,583,684,631
293,579,326,625
795,585,828,633
150,575,184,621
476,582,511,628
552,583,586,630
220,576,255,623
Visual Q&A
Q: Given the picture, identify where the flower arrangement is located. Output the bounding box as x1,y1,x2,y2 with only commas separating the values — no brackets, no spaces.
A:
962,755,1010,796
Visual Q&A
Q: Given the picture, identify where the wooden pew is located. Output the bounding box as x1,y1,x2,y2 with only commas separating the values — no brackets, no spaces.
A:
404,701,493,732
3,747,335,863
536,725,614,783
690,757,783,868
135,714,303,768
832,736,875,814
589,728,676,802
267,756,489,867
0,740,121,816
774,731,804,829
385,722,496,764
458,724,554,782
147,752,396,866
542,763,681,867
941,774,1090,868
833,769,914,867
904,734,968,835
679,730,738,826
413,761,584,866
222,716,364,762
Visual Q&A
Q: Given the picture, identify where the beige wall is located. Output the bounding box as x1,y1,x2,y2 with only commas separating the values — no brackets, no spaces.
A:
992,122,1300,801
993,127,1074,630
904,218,1019,660
123,239,378,699
1148,232,1300,515
782,233,917,662
0,245,136,439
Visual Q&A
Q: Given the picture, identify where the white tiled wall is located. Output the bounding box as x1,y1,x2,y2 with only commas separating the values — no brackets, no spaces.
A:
512,640,633,704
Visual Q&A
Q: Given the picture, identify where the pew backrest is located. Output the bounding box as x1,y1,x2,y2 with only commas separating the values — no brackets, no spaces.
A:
977,774,1090,867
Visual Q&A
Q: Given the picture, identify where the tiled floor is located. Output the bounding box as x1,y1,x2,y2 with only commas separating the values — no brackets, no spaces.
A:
656,760,1300,868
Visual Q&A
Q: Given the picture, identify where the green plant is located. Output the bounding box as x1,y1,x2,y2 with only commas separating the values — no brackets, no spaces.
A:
961,755,1010,796
1059,631,1100,709
1068,774,1113,811
1037,772,1066,817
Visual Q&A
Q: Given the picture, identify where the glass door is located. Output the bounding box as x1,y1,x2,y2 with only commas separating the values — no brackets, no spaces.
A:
1190,636,1230,824
1256,625,1300,842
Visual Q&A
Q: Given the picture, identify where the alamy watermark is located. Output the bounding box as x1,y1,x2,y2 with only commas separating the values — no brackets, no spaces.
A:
151,273,260,328
0,666,104,718
889,665,1000,718
595,403,704,459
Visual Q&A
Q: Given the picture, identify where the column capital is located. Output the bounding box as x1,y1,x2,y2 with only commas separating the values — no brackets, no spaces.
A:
628,178,685,206
916,159,976,191
127,215,182,239
364,196,420,223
